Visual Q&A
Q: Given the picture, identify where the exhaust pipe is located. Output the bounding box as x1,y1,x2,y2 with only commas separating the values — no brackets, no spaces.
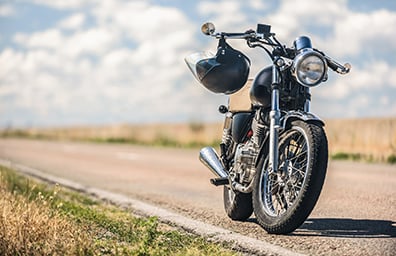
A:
199,147,228,179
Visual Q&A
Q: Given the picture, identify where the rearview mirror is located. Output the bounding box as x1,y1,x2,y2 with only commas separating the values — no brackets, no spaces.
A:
201,22,215,35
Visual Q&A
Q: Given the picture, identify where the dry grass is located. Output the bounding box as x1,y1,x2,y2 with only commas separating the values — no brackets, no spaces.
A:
0,179,91,255
1,117,395,163
0,166,238,256
1,123,221,146
325,118,396,162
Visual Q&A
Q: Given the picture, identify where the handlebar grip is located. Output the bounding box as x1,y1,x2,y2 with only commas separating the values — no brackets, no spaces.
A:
324,56,351,75
327,60,339,71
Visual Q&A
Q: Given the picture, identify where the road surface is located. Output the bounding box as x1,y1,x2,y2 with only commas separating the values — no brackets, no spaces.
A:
0,138,395,255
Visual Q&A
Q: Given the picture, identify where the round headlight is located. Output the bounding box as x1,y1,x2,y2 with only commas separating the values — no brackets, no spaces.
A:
292,50,327,87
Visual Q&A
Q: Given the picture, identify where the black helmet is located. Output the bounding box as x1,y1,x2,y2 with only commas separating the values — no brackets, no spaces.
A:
185,40,250,94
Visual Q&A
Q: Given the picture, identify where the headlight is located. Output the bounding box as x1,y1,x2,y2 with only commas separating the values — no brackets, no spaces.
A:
292,49,327,87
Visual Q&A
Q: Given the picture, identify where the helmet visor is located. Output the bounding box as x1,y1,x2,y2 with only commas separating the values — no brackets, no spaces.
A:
185,51,216,82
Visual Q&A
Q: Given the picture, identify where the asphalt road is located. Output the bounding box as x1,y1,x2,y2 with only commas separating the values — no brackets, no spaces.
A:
0,138,395,255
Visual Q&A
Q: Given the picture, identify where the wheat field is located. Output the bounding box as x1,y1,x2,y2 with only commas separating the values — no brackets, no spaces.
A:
2,118,395,162
325,118,396,162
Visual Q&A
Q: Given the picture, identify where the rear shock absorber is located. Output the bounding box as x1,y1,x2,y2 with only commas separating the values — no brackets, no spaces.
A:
252,109,267,146
219,105,233,168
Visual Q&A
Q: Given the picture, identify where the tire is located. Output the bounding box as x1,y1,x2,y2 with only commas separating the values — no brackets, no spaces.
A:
223,186,253,221
252,120,328,234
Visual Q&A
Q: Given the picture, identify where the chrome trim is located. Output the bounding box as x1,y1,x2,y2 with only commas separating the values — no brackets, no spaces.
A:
304,99,311,112
280,110,324,129
199,147,228,179
291,49,328,87
268,66,281,174
260,125,311,217
304,88,311,112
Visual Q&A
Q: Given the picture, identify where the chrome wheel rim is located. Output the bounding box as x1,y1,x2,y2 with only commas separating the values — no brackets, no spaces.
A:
260,126,310,217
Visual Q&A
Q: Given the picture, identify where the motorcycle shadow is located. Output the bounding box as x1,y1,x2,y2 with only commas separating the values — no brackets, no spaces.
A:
294,218,396,238
245,218,396,238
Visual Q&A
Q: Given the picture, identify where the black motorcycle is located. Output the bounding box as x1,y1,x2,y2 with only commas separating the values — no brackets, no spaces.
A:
185,22,350,234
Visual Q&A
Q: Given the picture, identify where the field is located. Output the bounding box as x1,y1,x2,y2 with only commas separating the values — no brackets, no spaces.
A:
1,117,395,163
325,118,396,162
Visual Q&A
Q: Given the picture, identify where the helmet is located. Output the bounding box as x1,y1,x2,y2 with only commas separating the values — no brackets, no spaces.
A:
185,40,250,94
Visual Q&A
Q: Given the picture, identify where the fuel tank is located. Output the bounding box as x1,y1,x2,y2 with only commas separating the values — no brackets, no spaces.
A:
249,66,272,108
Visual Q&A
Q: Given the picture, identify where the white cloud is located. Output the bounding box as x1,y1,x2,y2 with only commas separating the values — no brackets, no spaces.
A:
14,26,119,58
264,0,348,41
1,0,396,127
198,0,247,30
317,60,396,100
249,0,268,10
0,4,15,16
1,1,204,126
31,0,98,9
0,48,24,79
14,29,64,50
326,9,396,57
58,13,86,29
264,0,396,60
64,28,118,57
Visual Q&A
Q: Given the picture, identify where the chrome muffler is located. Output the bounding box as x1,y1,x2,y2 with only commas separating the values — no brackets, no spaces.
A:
199,147,229,185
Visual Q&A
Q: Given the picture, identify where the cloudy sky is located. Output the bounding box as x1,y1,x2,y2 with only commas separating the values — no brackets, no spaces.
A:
1,0,395,128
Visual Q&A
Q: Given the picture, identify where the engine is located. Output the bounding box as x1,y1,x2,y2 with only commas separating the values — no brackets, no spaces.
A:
230,139,259,192
228,110,268,193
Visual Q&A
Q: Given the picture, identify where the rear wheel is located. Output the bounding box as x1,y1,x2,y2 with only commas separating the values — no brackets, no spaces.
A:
253,120,328,234
223,186,253,221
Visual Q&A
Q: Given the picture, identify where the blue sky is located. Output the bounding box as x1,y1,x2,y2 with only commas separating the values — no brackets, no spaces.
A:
1,0,395,128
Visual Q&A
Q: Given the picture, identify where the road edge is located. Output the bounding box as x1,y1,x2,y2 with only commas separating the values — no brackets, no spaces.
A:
0,159,304,256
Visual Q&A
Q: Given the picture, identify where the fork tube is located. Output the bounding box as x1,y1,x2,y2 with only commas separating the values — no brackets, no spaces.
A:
304,88,311,112
269,66,281,173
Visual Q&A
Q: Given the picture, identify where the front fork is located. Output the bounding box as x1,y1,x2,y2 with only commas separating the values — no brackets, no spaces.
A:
268,66,281,174
268,65,311,174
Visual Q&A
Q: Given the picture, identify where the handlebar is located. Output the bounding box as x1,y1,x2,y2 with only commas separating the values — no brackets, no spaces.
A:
210,31,258,40
202,22,351,75
323,55,351,75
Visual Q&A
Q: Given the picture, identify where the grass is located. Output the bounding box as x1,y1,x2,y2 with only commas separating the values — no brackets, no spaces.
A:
88,136,221,149
0,129,221,150
386,154,396,164
0,165,238,256
331,152,364,161
331,152,396,164
1,117,395,163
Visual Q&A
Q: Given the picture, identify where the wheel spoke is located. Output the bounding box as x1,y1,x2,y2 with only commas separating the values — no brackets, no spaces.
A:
261,126,311,217
287,150,307,162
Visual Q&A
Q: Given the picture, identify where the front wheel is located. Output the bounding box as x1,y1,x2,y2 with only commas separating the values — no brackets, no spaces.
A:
253,120,328,234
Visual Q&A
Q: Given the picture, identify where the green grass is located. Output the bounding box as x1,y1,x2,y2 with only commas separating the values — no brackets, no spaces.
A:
331,152,363,161
87,135,221,150
0,165,238,256
331,152,396,164
387,154,396,164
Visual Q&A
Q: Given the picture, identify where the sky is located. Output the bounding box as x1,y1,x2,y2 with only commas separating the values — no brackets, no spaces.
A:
1,0,396,128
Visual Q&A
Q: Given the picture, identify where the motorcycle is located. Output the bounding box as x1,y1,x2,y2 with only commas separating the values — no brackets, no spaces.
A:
185,22,350,234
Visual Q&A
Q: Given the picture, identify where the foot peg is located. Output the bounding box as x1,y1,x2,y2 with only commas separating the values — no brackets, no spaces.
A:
210,177,229,186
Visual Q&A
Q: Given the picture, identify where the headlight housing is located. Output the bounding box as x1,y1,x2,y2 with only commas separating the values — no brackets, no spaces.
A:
292,49,327,87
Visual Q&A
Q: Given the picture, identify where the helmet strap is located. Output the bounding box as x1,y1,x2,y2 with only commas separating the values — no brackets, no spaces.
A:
217,37,227,49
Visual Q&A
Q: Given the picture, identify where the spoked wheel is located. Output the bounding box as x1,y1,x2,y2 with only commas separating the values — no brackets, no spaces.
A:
253,120,328,234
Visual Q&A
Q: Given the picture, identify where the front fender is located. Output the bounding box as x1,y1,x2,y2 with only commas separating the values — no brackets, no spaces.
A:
281,110,324,130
